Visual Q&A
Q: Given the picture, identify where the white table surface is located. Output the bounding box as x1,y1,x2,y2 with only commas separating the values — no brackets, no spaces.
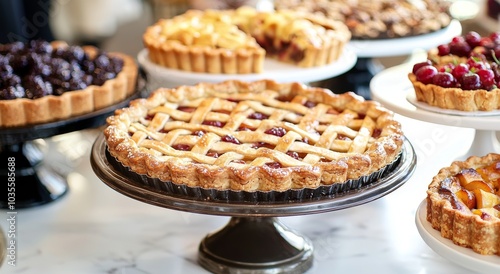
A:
1,110,493,273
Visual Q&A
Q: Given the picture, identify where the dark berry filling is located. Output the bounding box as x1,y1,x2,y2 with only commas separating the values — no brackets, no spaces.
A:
0,40,124,100
264,127,286,137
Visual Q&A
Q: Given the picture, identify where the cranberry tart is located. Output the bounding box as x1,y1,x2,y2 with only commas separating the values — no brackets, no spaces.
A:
0,40,138,127
427,153,500,255
143,6,351,74
104,80,403,193
408,31,500,111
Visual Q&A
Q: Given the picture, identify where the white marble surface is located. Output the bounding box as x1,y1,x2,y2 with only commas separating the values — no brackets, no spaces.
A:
0,112,494,273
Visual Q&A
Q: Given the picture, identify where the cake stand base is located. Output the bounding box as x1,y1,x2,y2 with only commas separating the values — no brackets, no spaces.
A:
0,141,67,209
198,217,313,274
458,130,500,160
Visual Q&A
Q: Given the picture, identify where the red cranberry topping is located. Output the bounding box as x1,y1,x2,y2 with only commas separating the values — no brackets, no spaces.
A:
304,100,316,108
494,204,500,211
172,144,191,151
415,65,438,84
202,120,225,127
177,106,196,113
248,112,269,120
372,128,382,139
221,135,240,144
192,130,205,137
286,151,300,160
265,162,282,169
412,60,433,74
432,72,456,88
206,151,219,158
264,127,286,137
145,114,154,121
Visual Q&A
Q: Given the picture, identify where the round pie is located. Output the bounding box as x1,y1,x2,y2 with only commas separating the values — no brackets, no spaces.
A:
0,40,138,127
104,80,403,192
274,0,451,40
143,6,351,74
427,153,500,255
408,31,500,111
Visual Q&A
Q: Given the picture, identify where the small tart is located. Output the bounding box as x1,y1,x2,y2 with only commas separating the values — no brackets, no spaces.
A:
427,153,500,256
143,6,351,74
104,79,403,192
0,41,138,127
408,73,500,112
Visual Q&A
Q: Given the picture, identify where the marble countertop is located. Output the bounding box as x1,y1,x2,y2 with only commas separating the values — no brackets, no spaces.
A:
0,112,493,274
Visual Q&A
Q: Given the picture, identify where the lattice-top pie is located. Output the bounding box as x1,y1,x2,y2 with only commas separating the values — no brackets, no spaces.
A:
143,6,350,74
427,153,500,255
104,80,403,192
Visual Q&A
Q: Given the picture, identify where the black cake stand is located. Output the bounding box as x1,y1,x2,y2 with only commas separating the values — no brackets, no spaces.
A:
0,75,147,209
90,134,416,274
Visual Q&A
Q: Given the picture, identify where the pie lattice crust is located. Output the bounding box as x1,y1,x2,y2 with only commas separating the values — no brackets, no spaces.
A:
0,41,138,128
143,6,351,74
427,153,500,256
104,80,403,192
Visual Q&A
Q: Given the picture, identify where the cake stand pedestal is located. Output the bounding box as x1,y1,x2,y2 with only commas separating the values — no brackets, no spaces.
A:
90,134,416,273
0,77,146,209
370,63,500,159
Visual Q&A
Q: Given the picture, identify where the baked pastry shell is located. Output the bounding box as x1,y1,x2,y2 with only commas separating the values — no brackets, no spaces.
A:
426,153,500,256
0,42,138,128
105,145,402,202
142,10,351,74
408,73,500,112
104,80,404,196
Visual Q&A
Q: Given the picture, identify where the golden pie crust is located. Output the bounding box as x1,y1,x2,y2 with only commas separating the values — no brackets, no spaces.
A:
427,153,500,256
104,79,403,192
274,0,451,40
143,7,351,74
408,73,500,112
0,41,138,128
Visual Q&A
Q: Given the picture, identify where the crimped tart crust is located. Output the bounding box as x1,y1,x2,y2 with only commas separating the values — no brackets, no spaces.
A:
427,153,500,256
0,41,138,128
104,79,403,192
408,73,500,112
143,7,351,74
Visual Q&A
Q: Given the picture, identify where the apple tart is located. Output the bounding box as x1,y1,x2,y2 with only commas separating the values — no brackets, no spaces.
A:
143,6,351,74
104,80,404,195
0,40,138,127
427,153,500,256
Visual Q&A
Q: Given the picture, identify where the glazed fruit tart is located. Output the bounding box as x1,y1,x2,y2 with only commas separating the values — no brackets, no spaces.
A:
427,153,500,256
0,40,138,127
104,80,404,193
274,0,451,40
408,32,500,111
143,6,351,74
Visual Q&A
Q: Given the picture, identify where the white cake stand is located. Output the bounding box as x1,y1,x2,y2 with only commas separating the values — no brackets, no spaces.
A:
370,63,500,159
137,46,357,90
416,200,500,274
349,19,463,58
